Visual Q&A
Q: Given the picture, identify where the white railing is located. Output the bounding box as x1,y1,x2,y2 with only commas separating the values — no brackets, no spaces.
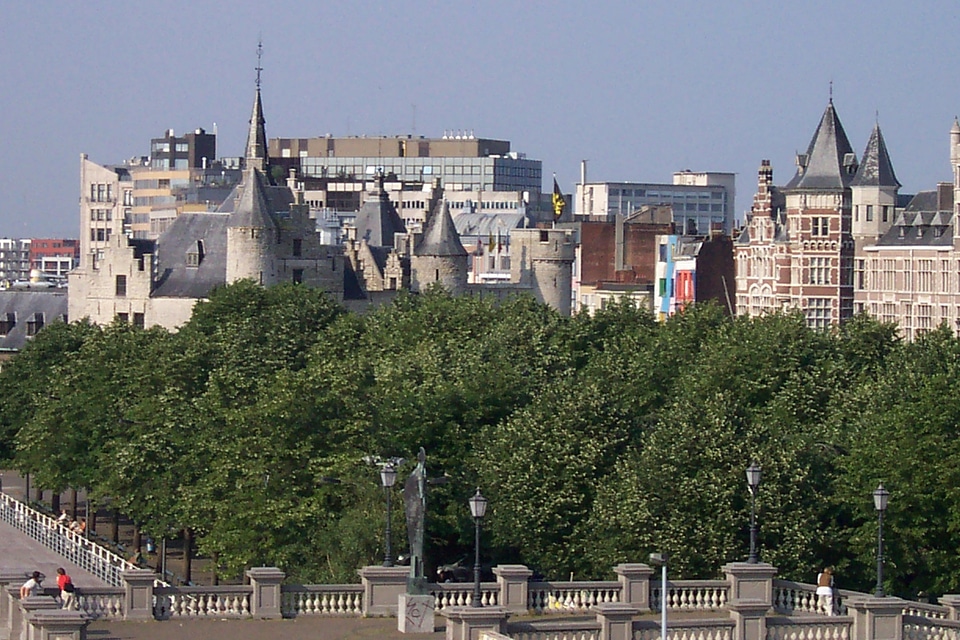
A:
653,581,729,612
507,619,601,640
528,581,620,614
153,585,252,619
774,580,854,616
903,603,951,620
281,585,364,616
76,586,125,619
634,618,736,640
432,582,499,610
767,618,852,640
0,491,135,588
903,615,960,640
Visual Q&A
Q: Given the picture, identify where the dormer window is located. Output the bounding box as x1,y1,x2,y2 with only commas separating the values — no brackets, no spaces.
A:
186,240,204,268
26,312,44,337
0,312,15,336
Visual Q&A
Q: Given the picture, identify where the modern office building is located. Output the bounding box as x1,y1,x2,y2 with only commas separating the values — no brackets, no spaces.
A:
149,128,216,170
29,239,79,281
0,239,32,286
574,171,736,235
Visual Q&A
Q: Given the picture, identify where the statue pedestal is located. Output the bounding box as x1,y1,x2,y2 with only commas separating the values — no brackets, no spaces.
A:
398,593,435,633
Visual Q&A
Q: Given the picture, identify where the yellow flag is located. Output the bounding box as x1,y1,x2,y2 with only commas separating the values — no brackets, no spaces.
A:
552,177,566,221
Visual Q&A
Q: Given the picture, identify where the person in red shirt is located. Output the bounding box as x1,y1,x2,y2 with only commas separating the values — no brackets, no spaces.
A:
56,568,75,609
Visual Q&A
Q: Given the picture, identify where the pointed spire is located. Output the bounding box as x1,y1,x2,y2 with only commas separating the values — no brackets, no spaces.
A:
228,169,275,230
245,42,268,172
852,123,901,188
785,100,857,191
416,201,467,256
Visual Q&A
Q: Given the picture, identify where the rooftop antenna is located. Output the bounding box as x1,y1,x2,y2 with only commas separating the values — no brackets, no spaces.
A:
255,39,263,88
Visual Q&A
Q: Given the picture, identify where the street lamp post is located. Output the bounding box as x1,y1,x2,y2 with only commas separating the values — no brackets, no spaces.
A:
746,462,762,564
649,553,668,640
469,488,488,607
380,463,398,567
873,483,889,597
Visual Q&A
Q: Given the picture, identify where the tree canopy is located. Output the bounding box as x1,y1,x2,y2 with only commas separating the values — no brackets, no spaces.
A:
1,285,956,598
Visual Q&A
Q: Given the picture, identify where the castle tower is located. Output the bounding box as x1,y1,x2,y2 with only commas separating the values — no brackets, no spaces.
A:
510,228,576,315
226,168,278,285
245,44,268,173
411,201,468,293
851,122,900,248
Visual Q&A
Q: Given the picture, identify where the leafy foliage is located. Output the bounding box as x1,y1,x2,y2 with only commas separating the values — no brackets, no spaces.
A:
0,286,956,596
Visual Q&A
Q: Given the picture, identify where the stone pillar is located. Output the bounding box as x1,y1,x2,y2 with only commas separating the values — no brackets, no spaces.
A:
25,609,88,640
245,567,286,620
595,603,639,640
4,586,23,640
121,568,157,621
614,564,654,612
494,565,532,614
940,595,960,621
722,562,778,640
441,606,509,640
359,566,409,617
847,597,904,640
0,571,27,630
398,593,435,633
19,596,60,640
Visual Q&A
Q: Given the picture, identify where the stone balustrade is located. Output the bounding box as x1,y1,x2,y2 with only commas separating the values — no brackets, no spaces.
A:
281,584,364,616
528,580,621,614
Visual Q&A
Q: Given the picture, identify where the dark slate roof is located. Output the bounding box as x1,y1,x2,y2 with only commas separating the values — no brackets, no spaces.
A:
245,88,267,170
851,124,901,188
785,100,858,191
152,213,230,298
875,205,954,247
224,169,277,230
736,225,750,244
353,184,406,247
904,191,940,212
453,212,525,237
0,290,68,352
416,202,467,257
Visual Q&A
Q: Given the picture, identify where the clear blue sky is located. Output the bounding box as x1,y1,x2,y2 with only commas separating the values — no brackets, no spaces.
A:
2,1,959,237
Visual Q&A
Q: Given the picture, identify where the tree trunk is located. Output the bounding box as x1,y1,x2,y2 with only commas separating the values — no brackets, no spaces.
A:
51,491,60,513
212,552,219,586
68,488,78,519
183,528,193,585
133,525,142,553
109,509,119,543
87,499,97,536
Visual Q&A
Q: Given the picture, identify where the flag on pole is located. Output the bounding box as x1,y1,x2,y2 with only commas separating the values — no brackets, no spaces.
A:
552,176,566,221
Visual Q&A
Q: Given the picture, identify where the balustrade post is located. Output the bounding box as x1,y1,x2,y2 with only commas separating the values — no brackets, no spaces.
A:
846,596,904,640
121,568,157,621
4,585,23,640
939,595,960,621
25,609,89,640
440,604,508,640
358,565,409,617
19,595,60,640
493,565,532,614
0,571,27,629
722,562,777,640
614,563,654,612
246,567,285,619
594,603,639,640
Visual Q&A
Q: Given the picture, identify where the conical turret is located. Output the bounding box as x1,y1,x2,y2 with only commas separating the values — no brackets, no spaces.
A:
851,121,899,244
245,87,267,172
852,123,900,188
410,200,467,294
785,99,858,191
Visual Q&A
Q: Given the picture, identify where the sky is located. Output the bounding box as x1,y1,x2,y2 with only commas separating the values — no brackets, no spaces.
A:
2,1,960,237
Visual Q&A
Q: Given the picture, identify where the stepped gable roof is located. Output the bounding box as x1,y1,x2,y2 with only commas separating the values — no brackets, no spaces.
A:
152,213,230,298
225,169,277,230
785,100,858,191
852,123,901,188
0,290,67,352
416,201,467,257
353,179,406,247
245,87,267,171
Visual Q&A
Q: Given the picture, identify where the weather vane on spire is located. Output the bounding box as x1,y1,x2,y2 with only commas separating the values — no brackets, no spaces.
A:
828,80,833,103
255,40,263,89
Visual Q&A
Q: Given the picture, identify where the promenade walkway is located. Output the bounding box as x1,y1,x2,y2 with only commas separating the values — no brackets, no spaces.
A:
0,517,107,588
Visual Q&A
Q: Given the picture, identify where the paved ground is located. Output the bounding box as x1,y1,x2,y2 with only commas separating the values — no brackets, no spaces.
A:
0,518,108,588
86,616,447,640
